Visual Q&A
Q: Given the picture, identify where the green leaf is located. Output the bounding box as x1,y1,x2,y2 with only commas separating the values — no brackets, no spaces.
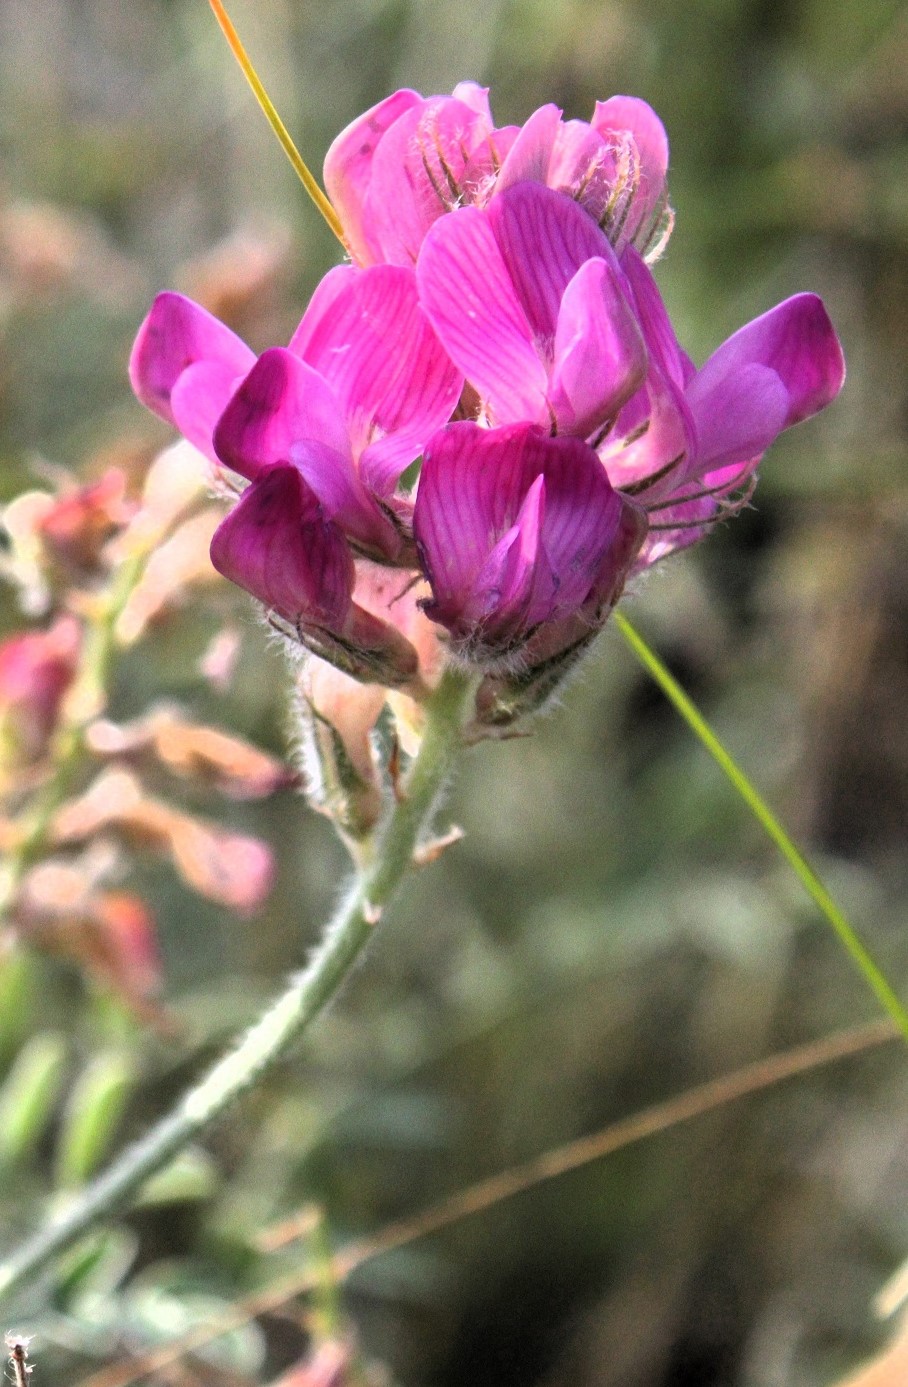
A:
54,1051,136,1188
123,1282,265,1375
53,1226,137,1310
0,952,38,1059
0,1032,67,1165
134,1148,220,1207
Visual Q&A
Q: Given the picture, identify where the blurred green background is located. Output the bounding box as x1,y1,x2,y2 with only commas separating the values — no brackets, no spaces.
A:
1,0,907,1383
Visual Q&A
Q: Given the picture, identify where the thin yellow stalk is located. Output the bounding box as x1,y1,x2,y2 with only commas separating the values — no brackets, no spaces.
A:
206,0,345,245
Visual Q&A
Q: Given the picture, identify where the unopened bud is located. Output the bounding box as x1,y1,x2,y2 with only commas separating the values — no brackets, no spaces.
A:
294,602,421,691
294,663,386,841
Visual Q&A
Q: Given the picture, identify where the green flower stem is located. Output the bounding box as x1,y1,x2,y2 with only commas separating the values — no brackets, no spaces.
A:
0,664,472,1301
614,610,908,1042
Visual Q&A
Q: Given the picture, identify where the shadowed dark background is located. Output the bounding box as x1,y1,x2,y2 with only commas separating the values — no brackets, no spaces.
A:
0,0,906,1383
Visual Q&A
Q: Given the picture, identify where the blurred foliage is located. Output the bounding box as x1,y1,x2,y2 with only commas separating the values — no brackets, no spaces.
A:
0,0,906,1385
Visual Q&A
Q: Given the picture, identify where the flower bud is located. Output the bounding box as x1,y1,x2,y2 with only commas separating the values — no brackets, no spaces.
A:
294,662,386,841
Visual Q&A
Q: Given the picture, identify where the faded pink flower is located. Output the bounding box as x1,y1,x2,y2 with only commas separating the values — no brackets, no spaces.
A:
0,616,81,766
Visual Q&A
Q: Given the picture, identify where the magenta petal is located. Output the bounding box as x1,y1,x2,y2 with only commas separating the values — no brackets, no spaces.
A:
169,361,247,462
487,183,613,345
129,291,255,428
686,362,789,469
467,476,557,640
212,348,397,555
365,95,493,265
213,347,350,482
417,206,547,425
523,435,635,613
287,264,462,492
450,81,493,121
288,438,401,558
414,422,642,657
602,362,696,496
495,103,562,192
547,121,619,224
210,466,353,628
620,248,690,389
592,96,670,241
693,293,846,428
323,89,423,266
549,257,647,436
287,265,360,358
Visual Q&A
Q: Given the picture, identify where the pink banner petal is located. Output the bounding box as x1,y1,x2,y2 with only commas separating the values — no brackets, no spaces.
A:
288,264,462,490
417,205,548,425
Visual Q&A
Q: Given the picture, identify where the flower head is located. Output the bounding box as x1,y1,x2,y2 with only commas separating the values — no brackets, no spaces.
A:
129,79,846,732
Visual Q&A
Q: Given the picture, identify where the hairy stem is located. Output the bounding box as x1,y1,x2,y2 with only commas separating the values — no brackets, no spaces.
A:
0,665,472,1300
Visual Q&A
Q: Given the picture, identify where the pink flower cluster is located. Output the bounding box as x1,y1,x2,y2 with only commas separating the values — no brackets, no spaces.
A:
131,83,844,721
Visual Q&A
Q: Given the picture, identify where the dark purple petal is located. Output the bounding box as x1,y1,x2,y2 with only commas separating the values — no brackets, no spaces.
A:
414,422,644,659
130,292,255,433
525,433,639,615
213,348,402,558
210,465,353,629
288,439,405,559
463,476,558,642
549,257,648,436
323,89,423,266
692,293,845,428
